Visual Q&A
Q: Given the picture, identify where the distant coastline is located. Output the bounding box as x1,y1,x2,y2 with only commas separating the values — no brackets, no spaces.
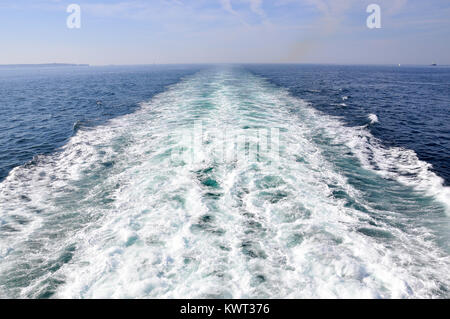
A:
0,63,89,68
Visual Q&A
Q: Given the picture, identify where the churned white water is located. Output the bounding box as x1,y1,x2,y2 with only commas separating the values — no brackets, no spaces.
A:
0,68,449,298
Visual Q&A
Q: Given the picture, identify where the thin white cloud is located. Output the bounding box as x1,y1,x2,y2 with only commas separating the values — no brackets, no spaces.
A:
220,0,238,15
246,0,266,17
219,0,265,26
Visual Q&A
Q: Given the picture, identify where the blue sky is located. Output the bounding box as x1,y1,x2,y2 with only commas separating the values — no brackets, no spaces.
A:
0,0,449,65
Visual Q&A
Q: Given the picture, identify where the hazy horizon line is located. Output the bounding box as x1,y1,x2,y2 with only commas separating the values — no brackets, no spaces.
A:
1,62,448,67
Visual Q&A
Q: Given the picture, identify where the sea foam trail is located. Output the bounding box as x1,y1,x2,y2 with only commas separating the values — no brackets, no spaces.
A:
0,68,449,298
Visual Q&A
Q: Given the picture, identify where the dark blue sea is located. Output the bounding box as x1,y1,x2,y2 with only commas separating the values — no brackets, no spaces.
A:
245,64,450,187
0,65,204,182
0,64,449,298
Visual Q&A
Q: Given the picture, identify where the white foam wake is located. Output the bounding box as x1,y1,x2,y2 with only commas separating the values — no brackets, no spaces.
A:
368,113,379,124
313,110,450,214
0,68,448,299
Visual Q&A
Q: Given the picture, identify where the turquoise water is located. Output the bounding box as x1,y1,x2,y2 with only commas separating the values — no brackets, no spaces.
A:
0,66,449,298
